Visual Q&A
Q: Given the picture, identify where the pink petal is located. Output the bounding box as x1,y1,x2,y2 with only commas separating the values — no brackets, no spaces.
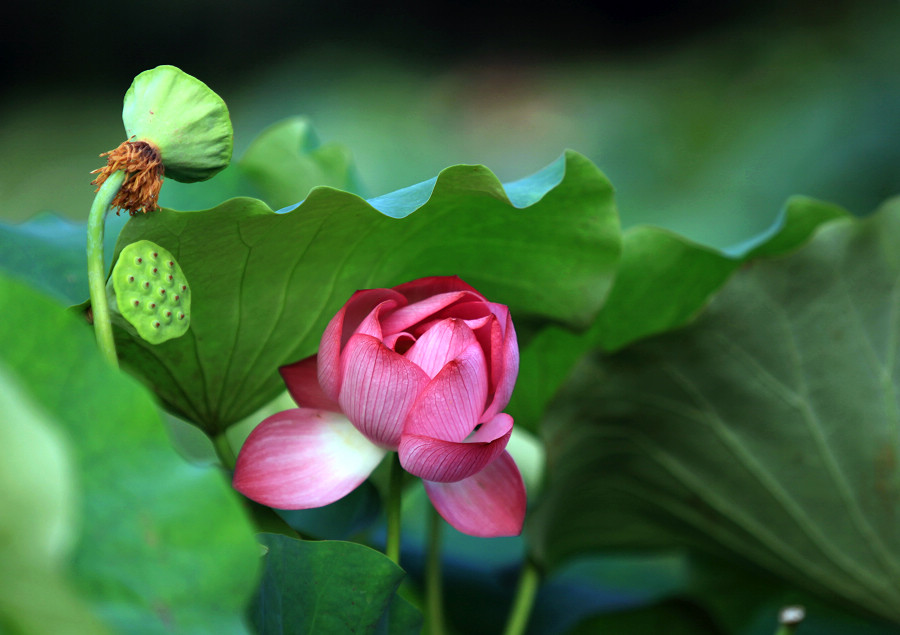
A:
424,451,526,537
483,307,519,419
380,291,480,335
338,334,430,448
404,318,479,379
279,356,341,412
392,276,484,303
353,298,399,340
383,332,416,354
318,289,405,401
233,409,386,509
430,300,492,323
403,341,489,442
417,300,518,418
399,413,513,482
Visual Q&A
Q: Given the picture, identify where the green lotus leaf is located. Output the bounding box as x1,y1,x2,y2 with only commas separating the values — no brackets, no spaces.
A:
529,198,900,624
108,150,621,433
0,212,129,305
0,273,260,633
122,65,232,183
250,534,421,634
0,365,109,634
507,196,850,432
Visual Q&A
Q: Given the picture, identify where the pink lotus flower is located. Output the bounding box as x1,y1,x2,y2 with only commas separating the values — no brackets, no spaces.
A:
233,276,526,537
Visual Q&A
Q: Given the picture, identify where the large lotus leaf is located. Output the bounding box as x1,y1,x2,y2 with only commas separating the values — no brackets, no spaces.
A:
0,273,261,634
686,553,900,635
528,198,900,623
559,554,900,635
593,196,850,352
0,212,128,305
108,150,620,432
507,196,849,432
0,365,109,634
250,533,421,634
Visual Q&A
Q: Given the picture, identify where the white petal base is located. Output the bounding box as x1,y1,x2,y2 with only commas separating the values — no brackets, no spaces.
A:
233,409,386,509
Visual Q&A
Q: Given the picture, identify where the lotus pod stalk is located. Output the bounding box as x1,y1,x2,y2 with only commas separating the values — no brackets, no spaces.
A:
87,65,229,364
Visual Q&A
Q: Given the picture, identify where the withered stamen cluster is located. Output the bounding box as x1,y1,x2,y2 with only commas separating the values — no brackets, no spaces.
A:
91,139,165,216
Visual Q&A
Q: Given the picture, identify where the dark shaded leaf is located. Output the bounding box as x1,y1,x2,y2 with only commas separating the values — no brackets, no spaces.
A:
251,533,421,634
528,199,900,623
564,599,724,635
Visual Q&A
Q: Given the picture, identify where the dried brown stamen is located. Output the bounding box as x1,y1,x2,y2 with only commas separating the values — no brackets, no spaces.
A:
91,139,165,216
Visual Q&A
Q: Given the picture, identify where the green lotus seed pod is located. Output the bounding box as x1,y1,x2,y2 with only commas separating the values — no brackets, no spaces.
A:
122,65,232,183
109,240,191,345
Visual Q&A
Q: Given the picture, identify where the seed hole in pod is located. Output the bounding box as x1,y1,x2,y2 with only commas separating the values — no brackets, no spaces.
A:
152,321,161,329
133,300,140,307
168,274,174,281
150,303,156,309
128,276,135,283
181,285,187,291
159,288,166,295
152,252,158,258
136,257,143,264
168,261,174,268
174,295,180,302
178,313,185,320
144,282,150,289
166,311,172,318
152,267,158,274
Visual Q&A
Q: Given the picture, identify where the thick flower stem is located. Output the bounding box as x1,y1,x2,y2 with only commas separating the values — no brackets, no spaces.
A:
213,432,237,470
502,558,541,635
425,506,446,635
87,169,127,367
385,453,404,566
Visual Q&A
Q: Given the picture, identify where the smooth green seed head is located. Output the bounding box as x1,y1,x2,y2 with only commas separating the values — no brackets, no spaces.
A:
122,65,233,183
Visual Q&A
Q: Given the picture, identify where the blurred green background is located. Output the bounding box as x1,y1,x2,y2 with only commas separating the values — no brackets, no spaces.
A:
1,0,897,247
2,4,899,633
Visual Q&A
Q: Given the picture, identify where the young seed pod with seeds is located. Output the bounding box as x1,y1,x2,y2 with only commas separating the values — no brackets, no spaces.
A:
108,240,192,344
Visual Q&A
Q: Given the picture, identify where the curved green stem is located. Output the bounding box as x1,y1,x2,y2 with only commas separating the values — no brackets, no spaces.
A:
425,506,446,635
385,453,404,565
87,170,127,367
502,558,541,635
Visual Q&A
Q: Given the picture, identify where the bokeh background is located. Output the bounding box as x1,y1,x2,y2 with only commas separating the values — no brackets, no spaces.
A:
2,0,897,248
3,3,900,633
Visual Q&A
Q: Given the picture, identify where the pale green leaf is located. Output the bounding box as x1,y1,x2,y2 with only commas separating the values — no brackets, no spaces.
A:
0,274,261,634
